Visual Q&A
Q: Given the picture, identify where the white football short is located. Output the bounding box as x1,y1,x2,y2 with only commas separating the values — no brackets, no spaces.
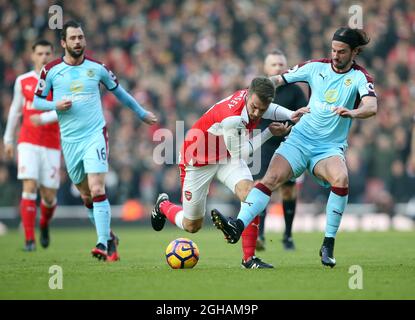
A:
179,159,253,220
17,142,61,189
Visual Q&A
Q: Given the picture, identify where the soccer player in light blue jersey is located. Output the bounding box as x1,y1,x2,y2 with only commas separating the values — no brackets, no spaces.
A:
33,21,157,262
212,27,378,268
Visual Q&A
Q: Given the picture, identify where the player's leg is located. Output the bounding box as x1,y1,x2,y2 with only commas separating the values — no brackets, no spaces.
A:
76,177,95,224
83,128,119,261
38,146,61,248
313,155,349,268
234,179,273,268
21,179,38,251
280,180,297,250
87,172,112,259
154,164,216,233
17,143,40,251
38,186,57,248
212,137,307,244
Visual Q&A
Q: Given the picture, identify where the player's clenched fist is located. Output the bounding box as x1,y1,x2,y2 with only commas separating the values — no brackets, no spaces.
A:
56,99,72,111
142,111,158,125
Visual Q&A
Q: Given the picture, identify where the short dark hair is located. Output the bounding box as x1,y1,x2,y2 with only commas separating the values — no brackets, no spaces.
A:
61,20,82,41
248,77,275,104
333,27,370,53
32,39,53,51
268,48,285,57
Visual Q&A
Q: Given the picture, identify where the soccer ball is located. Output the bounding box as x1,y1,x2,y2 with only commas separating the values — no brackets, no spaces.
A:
165,238,199,269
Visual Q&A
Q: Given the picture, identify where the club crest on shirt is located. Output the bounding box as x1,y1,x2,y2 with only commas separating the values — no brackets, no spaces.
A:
344,78,352,87
87,69,95,78
324,89,339,103
184,190,192,201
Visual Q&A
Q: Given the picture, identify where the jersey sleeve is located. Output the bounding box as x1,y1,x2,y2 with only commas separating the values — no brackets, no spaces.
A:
99,64,119,91
35,66,53,98
3,77,24,144
262,103,294,121
281,61,315,84
357,73,376,98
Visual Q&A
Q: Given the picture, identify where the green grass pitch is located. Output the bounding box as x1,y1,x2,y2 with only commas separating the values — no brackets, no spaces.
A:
0,227,414,299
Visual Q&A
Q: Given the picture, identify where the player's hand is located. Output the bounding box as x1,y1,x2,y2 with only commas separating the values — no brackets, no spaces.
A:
56,100,72,111
269,122,292,137
142,111,158,125
290,107,310,123
333,107,355,118
4,143,14,160
29,114,42,127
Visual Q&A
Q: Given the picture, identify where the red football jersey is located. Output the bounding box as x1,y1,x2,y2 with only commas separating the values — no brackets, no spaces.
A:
16,71,60,149
180,89,259,166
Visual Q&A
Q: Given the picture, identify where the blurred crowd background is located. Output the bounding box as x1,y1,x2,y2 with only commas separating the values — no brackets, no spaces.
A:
1,0,415,216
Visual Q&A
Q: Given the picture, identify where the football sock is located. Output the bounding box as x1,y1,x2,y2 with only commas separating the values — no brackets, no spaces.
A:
21,192,37,241
93,195,111,247
325,187,348,238
258,210,266,240
40,198,57,229
237,183,271,228
160,200,184,229
242,216,260,261
84,201,95,225
283,199,296,238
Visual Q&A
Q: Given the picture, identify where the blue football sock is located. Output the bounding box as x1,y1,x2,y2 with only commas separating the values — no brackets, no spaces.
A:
325,190,348,238
87,208,95,225
93,198,111,247
237,185,271,228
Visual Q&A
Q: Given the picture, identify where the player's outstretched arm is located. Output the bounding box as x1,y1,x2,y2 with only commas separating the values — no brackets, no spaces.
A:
112,85,157,125
3,78,24,159
333,96,377,119
263,103,310,123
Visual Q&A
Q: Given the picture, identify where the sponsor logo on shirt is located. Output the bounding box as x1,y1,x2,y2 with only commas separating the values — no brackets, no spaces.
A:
324,89,339,103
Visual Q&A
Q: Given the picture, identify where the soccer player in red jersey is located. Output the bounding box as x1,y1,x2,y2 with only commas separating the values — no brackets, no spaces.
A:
151,77,309,268
3,40,60,251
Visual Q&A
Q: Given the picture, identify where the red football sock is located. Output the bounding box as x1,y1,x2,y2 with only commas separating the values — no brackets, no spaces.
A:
160,200,183,225
20,197,37,241
40,199,57,229
242,216,260,261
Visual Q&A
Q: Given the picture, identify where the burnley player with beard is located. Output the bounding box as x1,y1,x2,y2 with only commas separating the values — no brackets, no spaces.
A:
212,27,378,268
33,21,157,261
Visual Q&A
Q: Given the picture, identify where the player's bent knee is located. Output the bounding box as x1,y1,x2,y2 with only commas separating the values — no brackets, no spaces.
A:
89,186,106,198
331,173,349,188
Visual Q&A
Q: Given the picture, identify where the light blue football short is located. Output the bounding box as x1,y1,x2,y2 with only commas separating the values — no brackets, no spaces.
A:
275,133,346,188
61,127,109,185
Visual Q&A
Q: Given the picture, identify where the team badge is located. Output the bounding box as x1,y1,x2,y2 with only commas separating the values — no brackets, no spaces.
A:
184,191,192,201
87,69,95,77
344,78,352,87
36,79,46,91
366,82,375,92
288,64,299,73
324,89,339,103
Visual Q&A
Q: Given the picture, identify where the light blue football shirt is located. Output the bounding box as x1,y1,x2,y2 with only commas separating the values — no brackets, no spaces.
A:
35,56,118,143
282,59,376,146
